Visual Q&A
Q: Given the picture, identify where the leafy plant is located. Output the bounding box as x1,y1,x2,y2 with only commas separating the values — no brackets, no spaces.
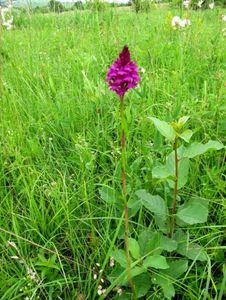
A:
101,116,224,299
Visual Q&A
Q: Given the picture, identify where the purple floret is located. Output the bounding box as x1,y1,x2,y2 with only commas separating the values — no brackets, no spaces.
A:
106,45,140,97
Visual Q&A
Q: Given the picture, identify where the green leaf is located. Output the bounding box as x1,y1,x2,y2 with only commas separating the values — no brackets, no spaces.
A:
152,164,172,179
162,284,175,299
162,259,188,278
175,230,207,261
166,147,190,189
152,275,175,299
138,231,162,256
183,140,224,158
111,249,127,268
143,255,169,269
134,273,152,298
136,190,168,216
149,117,176,141
179,129,193,143
178,116,190,126
160,236,178,252
128,238,140,260
152,147,190,189
177,198,209,225
177,242,207,261
131,266,146,278
99,186,117,204
128,196,142,217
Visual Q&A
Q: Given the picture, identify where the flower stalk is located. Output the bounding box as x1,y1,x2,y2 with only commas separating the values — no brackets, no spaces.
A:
120,95,132,289
170,137,179,237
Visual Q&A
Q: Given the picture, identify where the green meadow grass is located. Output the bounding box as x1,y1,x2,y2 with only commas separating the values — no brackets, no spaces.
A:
0,6,225,299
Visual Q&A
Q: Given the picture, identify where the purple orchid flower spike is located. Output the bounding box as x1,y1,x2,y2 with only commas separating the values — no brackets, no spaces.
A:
106,45,140,98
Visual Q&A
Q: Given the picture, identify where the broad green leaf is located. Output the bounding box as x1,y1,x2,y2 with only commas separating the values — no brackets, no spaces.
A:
175,230,207,261
143,255,169,269
111,249,127,268
138,231,162,256
152,275,175,299
166,147,190,189
152,146,189,189
152,164,172,179
128,238,140,260
178,116,190,126
163,284,175,299
154,214,167,232
162,259,188,278
128,196,142,217
167,157,190,189
177,242,207,261
149,117,176,141
160,236,178,252
134,273,152,298
183,140,224,158
179,129,193,143
99,186,117,204
136,190,168,216
131,266,146,278
177,198,209,225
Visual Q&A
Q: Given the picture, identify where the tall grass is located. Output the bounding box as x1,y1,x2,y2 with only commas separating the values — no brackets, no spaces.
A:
0,6,225,299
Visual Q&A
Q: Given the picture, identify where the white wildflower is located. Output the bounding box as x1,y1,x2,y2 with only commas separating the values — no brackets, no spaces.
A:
197,0,203,8
139,67,146,74
93,273,97,280
109,256,115,267
183,0,190,9
222,15,226,22
7,241,17,249
172,16,191,29
172,16,181,28
117,288,123,295
10,256,19,260
209,3,214,9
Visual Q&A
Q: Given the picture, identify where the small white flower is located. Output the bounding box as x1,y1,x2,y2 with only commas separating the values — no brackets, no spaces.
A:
172,16,181,28
10,256,19,260
197,0,203,8
96,263,100,267
209,3,214,9
97,290,103,296
7,241,17,249
117,288,123,295
93,273,97,280
98,285,102,290
183,0,190,9
110,256,115,267
222,15,226,22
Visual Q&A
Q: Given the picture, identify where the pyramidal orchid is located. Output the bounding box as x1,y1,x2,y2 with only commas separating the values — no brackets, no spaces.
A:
106,45,140,98
106,46,140,292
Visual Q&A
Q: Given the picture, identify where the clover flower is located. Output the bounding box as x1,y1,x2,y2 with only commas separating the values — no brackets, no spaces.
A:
106,45,140,97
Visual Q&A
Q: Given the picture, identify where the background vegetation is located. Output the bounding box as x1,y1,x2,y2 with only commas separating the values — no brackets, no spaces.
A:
0,2,225,299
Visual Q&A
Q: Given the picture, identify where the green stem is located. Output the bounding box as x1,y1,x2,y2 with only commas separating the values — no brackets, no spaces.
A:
120,96,133,291
170,138,179,237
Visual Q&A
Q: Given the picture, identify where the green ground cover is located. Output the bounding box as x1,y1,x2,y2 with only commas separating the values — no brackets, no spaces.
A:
0,6,225,299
